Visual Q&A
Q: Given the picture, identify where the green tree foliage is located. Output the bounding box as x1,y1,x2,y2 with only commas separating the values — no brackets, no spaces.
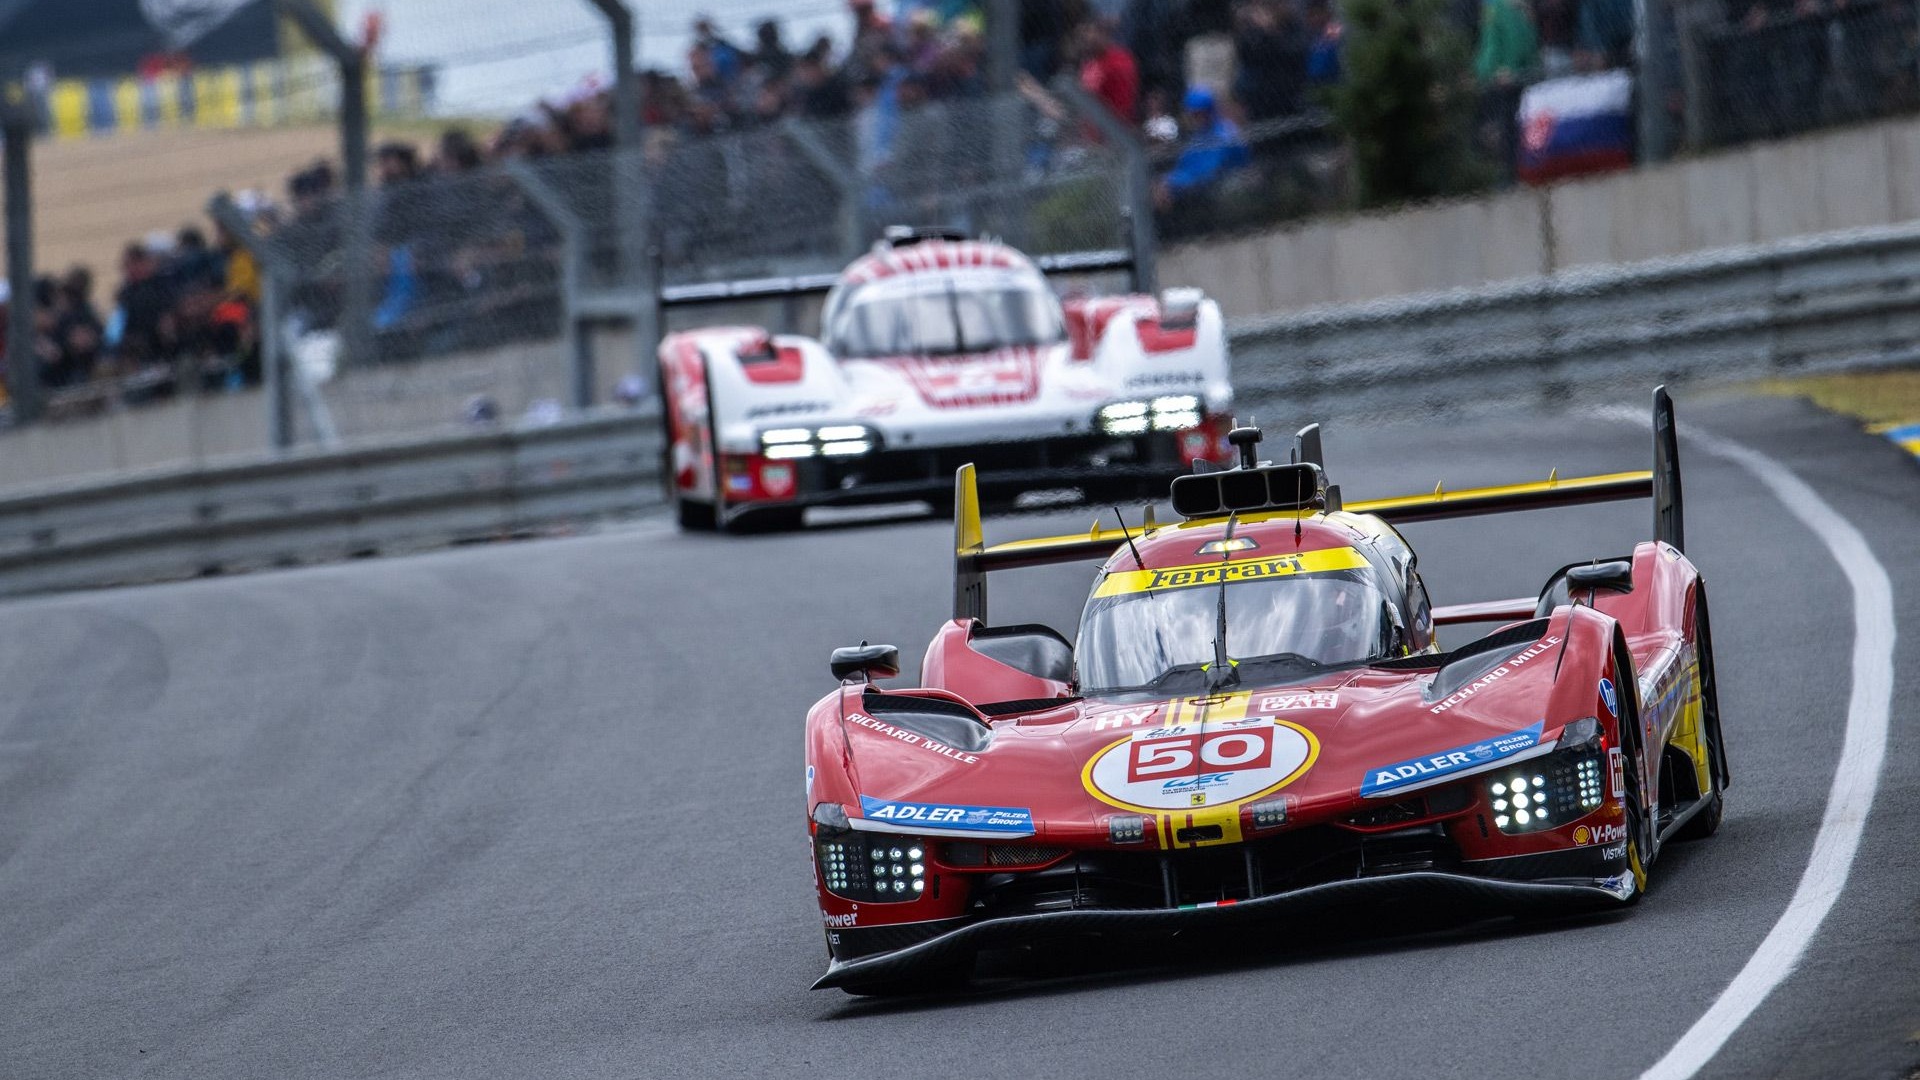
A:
1325,0,1490,208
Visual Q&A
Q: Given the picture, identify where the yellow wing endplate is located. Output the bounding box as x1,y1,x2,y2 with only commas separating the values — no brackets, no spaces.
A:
1344,470,1654,524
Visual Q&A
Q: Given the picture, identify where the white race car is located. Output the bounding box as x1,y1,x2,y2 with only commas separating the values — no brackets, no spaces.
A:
657,229,1234,530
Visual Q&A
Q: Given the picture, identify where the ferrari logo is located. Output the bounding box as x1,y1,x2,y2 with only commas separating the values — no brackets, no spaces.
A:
1190,792,1207,806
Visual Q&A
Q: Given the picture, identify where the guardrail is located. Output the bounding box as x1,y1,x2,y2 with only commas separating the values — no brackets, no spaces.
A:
1,220,1916,598
1229,221,1920,416
0,411,662,598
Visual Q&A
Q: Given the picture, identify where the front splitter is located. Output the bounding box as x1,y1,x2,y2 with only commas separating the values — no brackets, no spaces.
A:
814,870,1632,990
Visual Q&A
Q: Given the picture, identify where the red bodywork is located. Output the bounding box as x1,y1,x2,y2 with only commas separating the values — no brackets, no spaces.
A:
803,410,1722,991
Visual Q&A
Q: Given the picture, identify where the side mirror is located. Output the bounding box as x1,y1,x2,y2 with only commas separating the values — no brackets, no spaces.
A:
1384,602,1408,657
831,644,901,683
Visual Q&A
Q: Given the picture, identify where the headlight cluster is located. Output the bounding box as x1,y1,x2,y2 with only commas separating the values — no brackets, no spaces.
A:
1488,750,1607,834
760,424,876,460
1096,395,1203,435
817,834,926,902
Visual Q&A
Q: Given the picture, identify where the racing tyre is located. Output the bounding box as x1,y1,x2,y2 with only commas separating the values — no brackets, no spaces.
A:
659,364,717,532
1614,633,1654,901
1673,590,1726,842
675,496,718,532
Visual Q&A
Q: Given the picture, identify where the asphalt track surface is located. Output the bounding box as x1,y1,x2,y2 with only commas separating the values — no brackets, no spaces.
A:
4,392,1917,1079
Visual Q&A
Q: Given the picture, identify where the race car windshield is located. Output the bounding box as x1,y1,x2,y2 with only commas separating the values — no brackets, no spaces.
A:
1076,570,1390,694
828,282,1064,358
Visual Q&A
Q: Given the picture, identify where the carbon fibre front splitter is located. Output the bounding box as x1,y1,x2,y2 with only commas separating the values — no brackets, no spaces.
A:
813,870,1632,990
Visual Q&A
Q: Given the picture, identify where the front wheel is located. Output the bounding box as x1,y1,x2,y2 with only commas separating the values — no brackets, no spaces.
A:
1674,589,1726,842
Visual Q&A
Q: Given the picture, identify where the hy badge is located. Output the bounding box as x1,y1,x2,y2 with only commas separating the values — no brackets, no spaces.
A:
1359,721,1545,797
858,796,1034,836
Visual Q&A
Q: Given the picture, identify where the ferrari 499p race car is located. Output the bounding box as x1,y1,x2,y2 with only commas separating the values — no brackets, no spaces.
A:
803,388,1727,994
657,229,1233,530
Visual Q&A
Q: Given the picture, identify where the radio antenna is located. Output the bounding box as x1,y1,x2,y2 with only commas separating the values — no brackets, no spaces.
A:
1111,505,1147,572
1206,513,1241,693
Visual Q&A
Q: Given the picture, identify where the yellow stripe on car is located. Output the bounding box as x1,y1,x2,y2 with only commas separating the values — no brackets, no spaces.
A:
1092,546,1371,598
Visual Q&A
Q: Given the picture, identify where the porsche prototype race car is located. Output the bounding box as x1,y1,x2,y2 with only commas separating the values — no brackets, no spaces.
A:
803,388,1727,993
657,228,1234,530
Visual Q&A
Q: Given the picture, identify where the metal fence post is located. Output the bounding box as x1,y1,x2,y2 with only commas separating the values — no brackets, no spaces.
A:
504,162,589,411
277,0,372,369
210,193,339,450
583,0,650,403
1636,0,1677,162
1053,79,1159,295
779,117,865,260
984,0,1027,244
3,97,42,425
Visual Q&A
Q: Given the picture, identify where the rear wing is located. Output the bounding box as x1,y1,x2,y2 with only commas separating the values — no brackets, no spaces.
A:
952,386,1684,623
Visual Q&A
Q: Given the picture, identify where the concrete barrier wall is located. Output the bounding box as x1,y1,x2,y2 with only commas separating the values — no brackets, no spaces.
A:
1167,115,1920,318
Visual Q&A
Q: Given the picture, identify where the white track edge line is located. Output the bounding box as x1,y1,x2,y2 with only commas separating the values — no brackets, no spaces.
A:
1608,409,1897,1080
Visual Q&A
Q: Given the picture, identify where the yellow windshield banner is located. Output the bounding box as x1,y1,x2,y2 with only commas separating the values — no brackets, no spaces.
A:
1092,546,1371,598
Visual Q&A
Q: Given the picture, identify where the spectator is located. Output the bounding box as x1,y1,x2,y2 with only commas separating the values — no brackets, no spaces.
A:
435,128,485,173
793,50,853,117
752,18,794,84
1155,86,1251,216
1535,0,1578,77
692,16,746,85
1021,0,1071,79
1304,0,1344,86
1124,0,1188,103
1475,0,1540,83
1233,0,1312,120
1476,0,1539,181
1576,0,1635,69
1074,18,1142,122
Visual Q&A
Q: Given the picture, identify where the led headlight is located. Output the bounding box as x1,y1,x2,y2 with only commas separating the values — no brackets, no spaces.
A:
1150,395,1203,430
1097,401,1151,435
759,425,877,459
1096,397,1207,436
1487,722,1608,835
815,834,927,902
1108,815,1149,844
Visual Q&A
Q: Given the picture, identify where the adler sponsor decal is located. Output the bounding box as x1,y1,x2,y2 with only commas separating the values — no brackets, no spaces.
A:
1359,721,1545,797
857,796,1034,836
1427,636,1561,714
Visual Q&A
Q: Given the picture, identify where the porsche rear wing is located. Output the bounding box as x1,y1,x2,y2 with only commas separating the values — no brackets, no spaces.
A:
951,387,1684,623
659,247,1139,310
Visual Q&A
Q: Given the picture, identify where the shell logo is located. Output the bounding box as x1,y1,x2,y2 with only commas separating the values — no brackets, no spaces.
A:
1573,825,1592,845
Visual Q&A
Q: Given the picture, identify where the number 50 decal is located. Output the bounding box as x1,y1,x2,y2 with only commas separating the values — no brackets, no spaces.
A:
1088,717,1320,812
1127,730,1275,783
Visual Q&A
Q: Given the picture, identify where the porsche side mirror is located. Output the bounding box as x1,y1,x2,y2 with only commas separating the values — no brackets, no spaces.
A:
830,644,900,683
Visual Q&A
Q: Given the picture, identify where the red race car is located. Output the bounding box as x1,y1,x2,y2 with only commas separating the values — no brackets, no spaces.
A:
804,388,1727,994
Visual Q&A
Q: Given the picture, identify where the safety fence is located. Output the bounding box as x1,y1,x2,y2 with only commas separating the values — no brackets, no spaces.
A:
2,218,1916,597
207,87,1140,449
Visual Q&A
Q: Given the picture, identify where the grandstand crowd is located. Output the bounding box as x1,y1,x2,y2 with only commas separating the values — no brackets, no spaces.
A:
5,0,1912,412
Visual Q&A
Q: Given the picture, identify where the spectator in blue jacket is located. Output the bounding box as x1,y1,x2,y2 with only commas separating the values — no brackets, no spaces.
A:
1155,86,1252,210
